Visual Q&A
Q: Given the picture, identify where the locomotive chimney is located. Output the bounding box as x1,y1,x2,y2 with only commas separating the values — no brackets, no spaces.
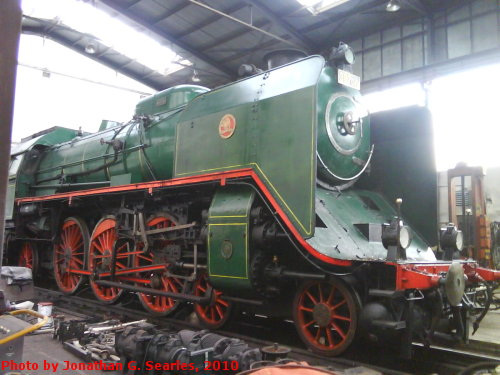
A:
263,49,307,70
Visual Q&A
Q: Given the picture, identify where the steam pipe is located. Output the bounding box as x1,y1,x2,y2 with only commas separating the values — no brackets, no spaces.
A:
35,140,122,184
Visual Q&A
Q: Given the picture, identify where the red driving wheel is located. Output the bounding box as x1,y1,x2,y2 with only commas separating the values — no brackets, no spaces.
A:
194,273,232,329
18,242,38,275
89,216,129,303
53,217,89,294
135,216,186,316
293,279,359,356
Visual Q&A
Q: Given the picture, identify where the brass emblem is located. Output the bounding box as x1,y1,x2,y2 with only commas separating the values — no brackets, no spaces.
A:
221,240,233,260
218,114,236,139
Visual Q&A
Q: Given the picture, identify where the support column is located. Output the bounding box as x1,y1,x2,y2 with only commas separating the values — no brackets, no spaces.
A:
0,0,22,267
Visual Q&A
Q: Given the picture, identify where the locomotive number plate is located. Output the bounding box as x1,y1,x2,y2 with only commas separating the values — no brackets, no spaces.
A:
338,69,360,90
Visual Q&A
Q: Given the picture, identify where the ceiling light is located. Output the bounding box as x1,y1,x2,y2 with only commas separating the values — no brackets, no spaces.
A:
191,69,200,82
84,42,97,54
313,0,350,14
21,0,193,76
296,0,351,15
386,0,401,12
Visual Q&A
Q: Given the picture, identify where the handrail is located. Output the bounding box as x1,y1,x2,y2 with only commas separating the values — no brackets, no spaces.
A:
0,309,49,345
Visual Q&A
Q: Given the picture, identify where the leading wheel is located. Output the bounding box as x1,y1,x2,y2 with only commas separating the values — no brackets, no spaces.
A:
53,217,89,294
18,241,38,276
293,279,359,356
135,215,186,316
89,216,129,304
194,273,232,329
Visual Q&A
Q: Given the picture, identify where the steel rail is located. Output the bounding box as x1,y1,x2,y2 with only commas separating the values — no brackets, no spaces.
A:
33,287,401,374
33,286,499,375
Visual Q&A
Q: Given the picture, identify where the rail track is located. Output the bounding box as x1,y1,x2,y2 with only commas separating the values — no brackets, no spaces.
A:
33,286,500,375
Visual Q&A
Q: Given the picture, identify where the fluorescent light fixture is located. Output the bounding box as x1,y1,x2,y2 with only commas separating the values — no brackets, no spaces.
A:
386,0,401,12
22,0,192,76
84,42,97,54
296,0,351,15
191,69,201,82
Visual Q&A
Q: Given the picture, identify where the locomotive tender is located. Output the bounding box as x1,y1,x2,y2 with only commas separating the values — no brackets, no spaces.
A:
5,45,499,357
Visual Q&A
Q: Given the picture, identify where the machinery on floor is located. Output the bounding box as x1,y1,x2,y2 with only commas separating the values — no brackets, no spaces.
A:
4,43,499,357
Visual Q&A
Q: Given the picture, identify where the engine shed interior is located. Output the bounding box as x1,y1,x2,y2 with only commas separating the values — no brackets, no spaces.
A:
1,0,499,374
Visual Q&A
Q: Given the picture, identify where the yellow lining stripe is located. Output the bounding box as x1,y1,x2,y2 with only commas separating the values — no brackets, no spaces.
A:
177,163,250,175
208,183,254,220
209,215,248,218
176,161,313,235
173,89,316,236
210,275,248,279
209,223,247,225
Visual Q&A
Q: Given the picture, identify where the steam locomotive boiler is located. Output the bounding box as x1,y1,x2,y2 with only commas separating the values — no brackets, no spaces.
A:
5,44,499,357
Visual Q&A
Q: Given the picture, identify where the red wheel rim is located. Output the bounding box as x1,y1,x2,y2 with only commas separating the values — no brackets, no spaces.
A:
295,281,356,354
19,242,34,269
194,273,231,328
53,219,86,294
135,216,184,315
89,217,127,302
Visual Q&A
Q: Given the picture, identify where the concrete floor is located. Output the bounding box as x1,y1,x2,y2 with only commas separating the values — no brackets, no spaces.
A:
473,309,500,345
20,333,121,375
12,307,500,375
12,308,121,375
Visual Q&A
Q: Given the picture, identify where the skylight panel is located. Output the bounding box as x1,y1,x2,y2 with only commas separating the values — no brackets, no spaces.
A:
22,0,192,77
296,0,351,15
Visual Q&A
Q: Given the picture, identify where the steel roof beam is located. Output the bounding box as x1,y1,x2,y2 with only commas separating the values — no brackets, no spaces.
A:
242,0,316,51
199,17,275,52
125,0,142,10
173,3,248,39
221,38,282,66
22,17,167,90
199,1,385,55
150,2,191,26
298,0,387,34
97,0,235,78
401,0,429,15
185,0,303,49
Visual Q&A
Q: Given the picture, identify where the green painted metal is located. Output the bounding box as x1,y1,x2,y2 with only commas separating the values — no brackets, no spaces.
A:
8,127,80,214
7,59,440,268
174,58,371,238
308,187,435,262
32,110,183,196
15,57,373,246
174,56,327,238
316,67,371,184
98,120,122,132
11,127,80,157
207,186,254,291
135,85,209,116
28,86,210,197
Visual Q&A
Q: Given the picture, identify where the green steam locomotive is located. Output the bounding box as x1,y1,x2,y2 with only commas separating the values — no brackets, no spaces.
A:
5,44,499,357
